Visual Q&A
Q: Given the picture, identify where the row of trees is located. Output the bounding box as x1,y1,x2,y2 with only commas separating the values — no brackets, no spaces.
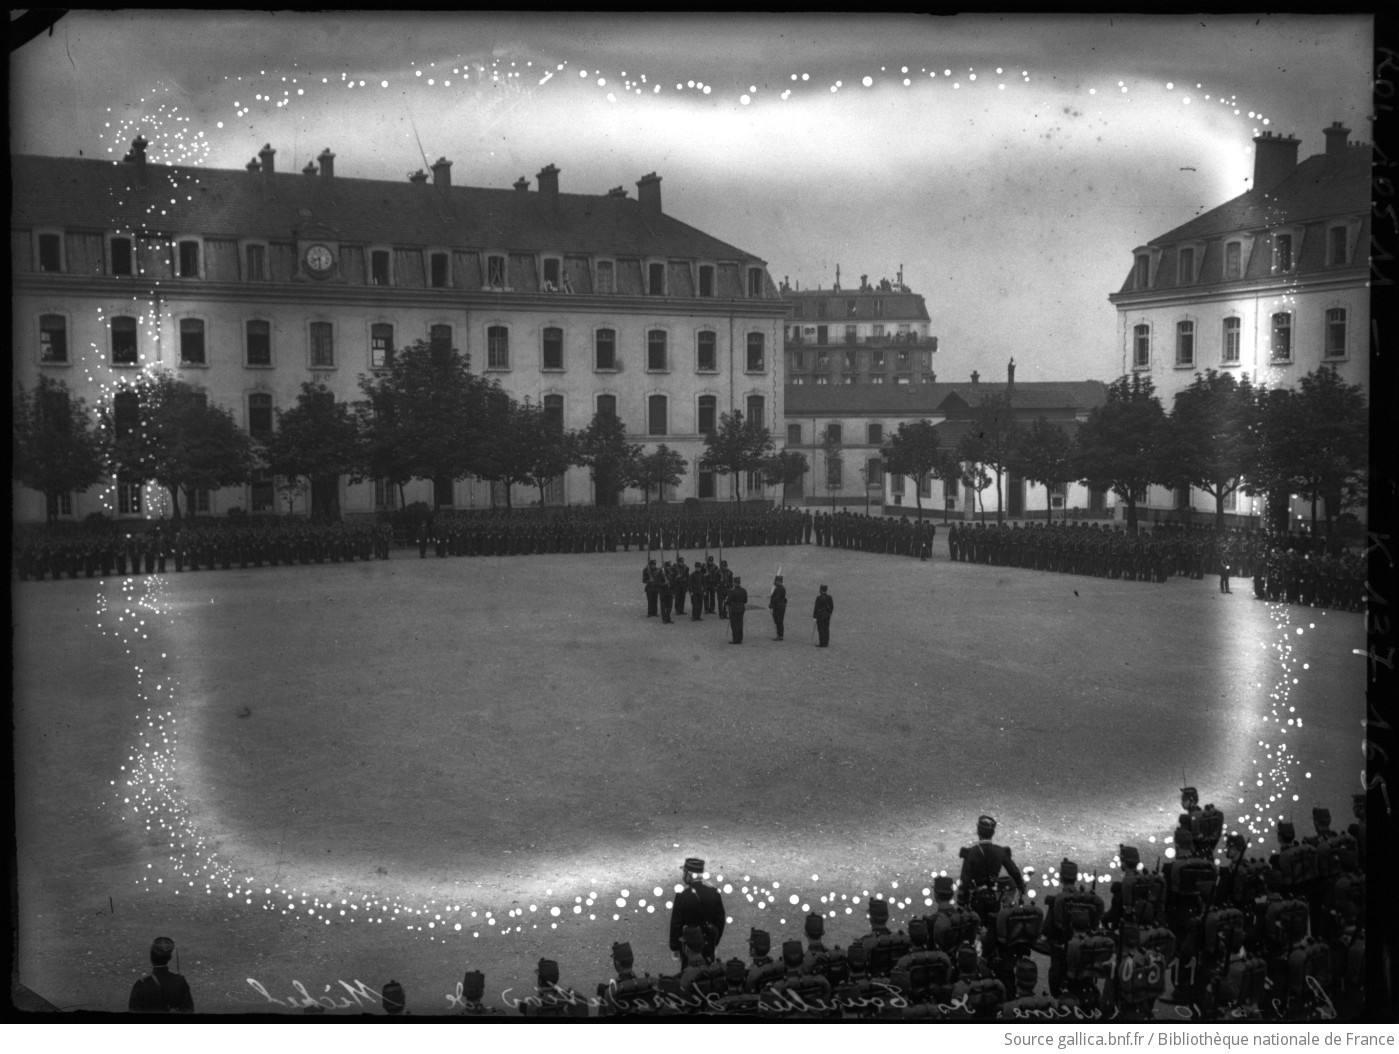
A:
13,338,813,523
879,367,1367,537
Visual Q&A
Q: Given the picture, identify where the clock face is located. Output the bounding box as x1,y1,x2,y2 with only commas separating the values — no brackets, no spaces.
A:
304,244,334,275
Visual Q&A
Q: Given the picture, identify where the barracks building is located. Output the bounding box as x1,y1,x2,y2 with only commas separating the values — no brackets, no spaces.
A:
12,138,787,523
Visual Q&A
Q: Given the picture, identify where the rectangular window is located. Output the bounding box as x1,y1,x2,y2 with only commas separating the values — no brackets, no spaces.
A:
870,348,884,369
430,252,449,289
543,394,564,432
1134,254,1150,289
374,477,392,510
1325,309,1347,358
746,333,765,372
648,262,665,295
746,395,765,428
487,325,509,369
1222,317,1240,364
430,324,453,349
310,321,334,367
789,350,805,372
895,374,911,385
179,319,206,365
815,375,829,385
944,476,957,501
869,374,884,385
747,268,764,296
1271,313,1292,361
38,233,61,273
178,240,200,278
246,243,267,281
542,326,564,370
847,298,857,317
869,458,884,489
487,254,507,288
114,391,140,436
1327,226,1348,267
648,394,667,436
696,330,717,372
1224,242,1242,280
787,423,802,445
698,395,717,436
250,470,275,513
47,492,73,519
1133,324,1150,368
826,456,842,488
874,299,884,316
370,250,390,286
595,329,616,370
826,423,842,445
371,323,394,369
918,472,932,498
595,260,614,293
891,472,904,498
698,470,715,500
844,350,858,371
867,423,883,445
110,236,133,276
248,392,273,440
542,257,561,291
118,479,142,516
1175,321,1194,367
1178,247,1194,285
1273,234,1292,273
1223,488,1238,513
647,330,668,371
844,324,856,344
39,314,68,363
246,320,271,366
817,300,828,318
597,394,617,419
698,265,714,297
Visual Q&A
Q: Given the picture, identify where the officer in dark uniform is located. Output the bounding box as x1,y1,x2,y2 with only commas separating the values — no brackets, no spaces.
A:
727,576,749,643
957,814,1026,921
669,856,726,968
812,584,834,647
128,936,193,1013
643,559,660,617
689,563,706,621
768,575,787,640
659,563,674,624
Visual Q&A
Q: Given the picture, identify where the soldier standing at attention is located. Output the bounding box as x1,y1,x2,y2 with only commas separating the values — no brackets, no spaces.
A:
689,562,706,621
128,936,193,1013
669,857,726,968
812,584,834,647
727,576,749,643
643,559,660,618
659,562,675,624
769,575,787,641
958,814,1027,928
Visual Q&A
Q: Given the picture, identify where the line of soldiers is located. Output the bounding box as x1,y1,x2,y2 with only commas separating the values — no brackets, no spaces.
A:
811,510,937,558
640,554,739,625
14,521,393,580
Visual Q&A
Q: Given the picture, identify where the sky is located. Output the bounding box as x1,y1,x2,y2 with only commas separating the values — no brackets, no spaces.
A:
11,12,1374,386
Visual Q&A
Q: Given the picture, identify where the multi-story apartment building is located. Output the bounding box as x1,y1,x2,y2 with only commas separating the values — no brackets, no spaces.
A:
783,271,937,387
12,138,786,523
1108,122,1370,524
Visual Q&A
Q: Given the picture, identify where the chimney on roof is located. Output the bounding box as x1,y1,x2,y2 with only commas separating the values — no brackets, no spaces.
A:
607,186,628,197
259,143,276,174
408,169,428,183
246,158,260,172
1007,357,1016,390
1323,121,1351,156
430,157,451,189
124,136,149,180
513,176,531,193
302,162,317,176
537,163,560,209
1251,130,1299,193
860,274,870,292
971,370,980,385
637,171,662,216
317,148,336,178
834,264,841,292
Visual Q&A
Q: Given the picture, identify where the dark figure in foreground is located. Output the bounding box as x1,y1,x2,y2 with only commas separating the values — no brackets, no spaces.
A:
769,575,787,640
128,936,193,1013
813,584,834,646
669,856,726,968
728,577,749,644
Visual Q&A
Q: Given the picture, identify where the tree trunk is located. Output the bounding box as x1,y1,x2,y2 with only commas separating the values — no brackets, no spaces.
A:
44,490,58,526
1215,489,1226,533
167,484,183,521
994,468,1003,525
537,480,547,508
915,490,923,521
1125,497,1138,535
1046,484,1053,523
1309,492,1318,538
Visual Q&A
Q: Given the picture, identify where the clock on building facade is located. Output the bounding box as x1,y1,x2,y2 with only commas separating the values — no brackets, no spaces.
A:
303,243,335,277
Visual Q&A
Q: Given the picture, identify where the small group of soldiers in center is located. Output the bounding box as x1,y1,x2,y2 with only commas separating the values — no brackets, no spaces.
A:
641,557,833,646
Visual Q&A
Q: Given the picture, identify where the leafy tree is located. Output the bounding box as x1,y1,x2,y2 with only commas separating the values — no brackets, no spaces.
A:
880,419,944,520
100,373,256,521
1286,366,1368,537
761,448,810,508
472,385,536,511
701,410,774,501
1013,416,1074,523
960,459,993,522
357,337,493,509
13,376,106,524
261,381,363,520
1073,373,1168,535
957,392,1021,524
1240,383,1297,535
575,409,641,506
1161,369,1255,532
512,399,577,509
629,444,688,504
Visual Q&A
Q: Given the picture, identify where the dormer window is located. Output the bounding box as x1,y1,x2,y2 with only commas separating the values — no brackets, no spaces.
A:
846,298,857,317
1177,247,1195,285
177,239,201,278
595,259,615,294
37,232,62,273
1272,233,1293,274
648,261,666,296
486,253,507,289
1224,242,1242,281
1327,226,1348,267
110,236,134,276
746,267,764,297
542,256,562,292
1134,254,1150,289
370,249,392,286
698,264,715,297
245,243,268,281
430,251,450,289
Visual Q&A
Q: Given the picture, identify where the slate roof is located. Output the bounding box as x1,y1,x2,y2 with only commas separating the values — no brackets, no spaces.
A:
784,380,1107,418
11,153,770,265
1114,143,1371,296
786,287,931,323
